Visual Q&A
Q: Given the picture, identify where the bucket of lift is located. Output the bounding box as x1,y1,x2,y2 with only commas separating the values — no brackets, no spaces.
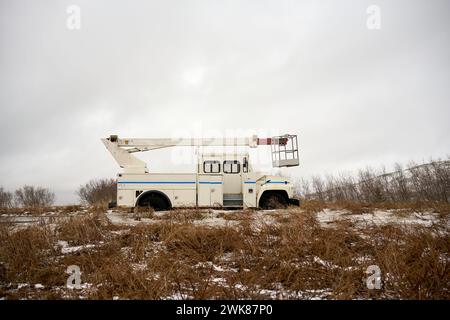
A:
270,134,299,167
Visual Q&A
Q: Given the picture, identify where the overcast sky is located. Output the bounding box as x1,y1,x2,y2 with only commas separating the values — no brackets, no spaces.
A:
1,0,449,204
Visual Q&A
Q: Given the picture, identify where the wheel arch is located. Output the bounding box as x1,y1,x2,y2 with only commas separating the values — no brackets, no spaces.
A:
258,189,289,207
135,190,172,208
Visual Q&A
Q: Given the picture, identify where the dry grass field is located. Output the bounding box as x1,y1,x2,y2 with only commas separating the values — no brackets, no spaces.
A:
0,202,449,300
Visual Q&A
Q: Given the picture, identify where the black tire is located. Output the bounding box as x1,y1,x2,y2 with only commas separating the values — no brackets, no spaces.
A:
138,193,170,211
260,193,288,209
108,201,117,209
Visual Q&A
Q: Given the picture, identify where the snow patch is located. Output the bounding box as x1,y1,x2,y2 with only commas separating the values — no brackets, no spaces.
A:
57,240,96,254
316,209,439,227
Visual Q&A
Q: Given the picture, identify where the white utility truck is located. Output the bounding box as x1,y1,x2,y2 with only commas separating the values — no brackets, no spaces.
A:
102,134,300,210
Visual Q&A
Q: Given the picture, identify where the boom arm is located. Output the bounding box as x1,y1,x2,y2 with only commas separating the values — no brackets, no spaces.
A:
115,136,259,152
102,134,297,173
102,138,148,173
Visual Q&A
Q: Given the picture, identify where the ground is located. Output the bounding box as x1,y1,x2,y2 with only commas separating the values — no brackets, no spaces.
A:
0,203,448,300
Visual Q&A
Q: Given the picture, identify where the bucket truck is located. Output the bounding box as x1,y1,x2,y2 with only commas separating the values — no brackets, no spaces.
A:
102,134,300,210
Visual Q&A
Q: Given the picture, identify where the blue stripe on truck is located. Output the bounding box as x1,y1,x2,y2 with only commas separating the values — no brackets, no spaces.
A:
198,181,222,184
117,181,222,185
118,181,286,185
118,181,196,184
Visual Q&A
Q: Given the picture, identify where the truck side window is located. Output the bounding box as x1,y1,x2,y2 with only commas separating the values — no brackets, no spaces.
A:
223,160,240,174
203,160,221,173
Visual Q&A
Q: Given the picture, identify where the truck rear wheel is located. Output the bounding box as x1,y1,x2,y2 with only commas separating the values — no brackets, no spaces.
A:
260,192,288,209
137,192,171,211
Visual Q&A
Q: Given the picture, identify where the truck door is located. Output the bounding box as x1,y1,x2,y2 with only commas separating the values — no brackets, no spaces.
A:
198,160,223,207
222,160,242,194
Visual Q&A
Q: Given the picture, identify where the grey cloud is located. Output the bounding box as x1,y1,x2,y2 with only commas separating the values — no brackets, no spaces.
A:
0,0,449,204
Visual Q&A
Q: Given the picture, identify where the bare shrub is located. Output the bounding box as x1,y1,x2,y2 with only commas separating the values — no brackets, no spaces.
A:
296,158,450,205
14,185,55,208
0,187,13,208
77,178,116,206
311,176,326,202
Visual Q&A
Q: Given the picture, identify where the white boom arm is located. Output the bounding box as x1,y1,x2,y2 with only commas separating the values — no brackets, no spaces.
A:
114,136,259,151
102,138,148,173
102,134,296,173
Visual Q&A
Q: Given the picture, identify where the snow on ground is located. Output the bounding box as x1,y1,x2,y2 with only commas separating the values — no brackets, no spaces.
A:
195,261,239,273
56,240,99,254
2,206,445,231
194,210,239,227
315,208,442,227
105,211,155,226
105,208,281,228
0,209,86,230
104,207,444,230
162,292,194,300
231,282,332,299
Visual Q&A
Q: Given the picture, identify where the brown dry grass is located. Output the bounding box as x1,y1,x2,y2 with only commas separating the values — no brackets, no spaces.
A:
0,224,64,290
0,206,448,300
0,205,85,216
154,209,206,222
57,212,111,245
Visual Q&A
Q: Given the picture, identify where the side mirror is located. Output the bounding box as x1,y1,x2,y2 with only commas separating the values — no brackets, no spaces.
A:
243,157,248,173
